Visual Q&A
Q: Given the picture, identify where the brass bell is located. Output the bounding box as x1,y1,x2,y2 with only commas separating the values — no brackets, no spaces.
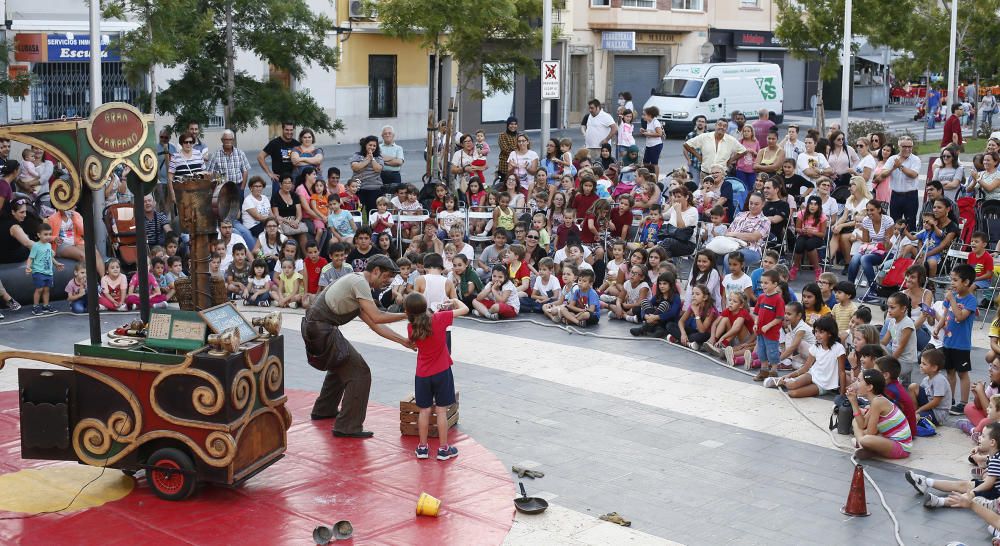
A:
252,312,282,337
206,327,241,355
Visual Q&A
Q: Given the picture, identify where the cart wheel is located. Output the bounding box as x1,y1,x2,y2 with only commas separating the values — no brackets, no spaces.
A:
147,447,197,501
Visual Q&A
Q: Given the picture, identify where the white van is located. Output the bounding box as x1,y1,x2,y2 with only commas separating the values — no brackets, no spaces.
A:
643,62,783,135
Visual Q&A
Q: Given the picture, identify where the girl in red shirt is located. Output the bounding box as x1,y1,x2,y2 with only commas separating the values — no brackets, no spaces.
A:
406,293,468,461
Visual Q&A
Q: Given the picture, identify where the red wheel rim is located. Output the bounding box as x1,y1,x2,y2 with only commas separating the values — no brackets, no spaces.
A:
151,458,184,495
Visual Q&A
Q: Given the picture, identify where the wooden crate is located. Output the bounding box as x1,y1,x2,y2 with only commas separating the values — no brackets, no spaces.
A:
399,392,459,438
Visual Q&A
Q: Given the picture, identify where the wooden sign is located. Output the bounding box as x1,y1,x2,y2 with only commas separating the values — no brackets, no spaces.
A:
199,302,257,343
86,103,149,158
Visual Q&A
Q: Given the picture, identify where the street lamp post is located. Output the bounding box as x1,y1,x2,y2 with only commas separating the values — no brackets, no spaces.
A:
541,0,552,147
947,0,958,106
839,0,852,133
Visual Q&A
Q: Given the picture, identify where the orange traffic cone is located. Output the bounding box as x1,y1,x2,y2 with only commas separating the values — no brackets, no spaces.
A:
841,464,870,517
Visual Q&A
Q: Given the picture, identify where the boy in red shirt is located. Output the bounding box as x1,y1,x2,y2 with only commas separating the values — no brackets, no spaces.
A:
875,356,919,434
302,242,328,306
969,231,994,291
405,293,469,461
754,270,785,381
554,208,582,250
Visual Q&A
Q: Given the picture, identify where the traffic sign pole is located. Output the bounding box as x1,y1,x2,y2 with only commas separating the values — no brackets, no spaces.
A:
541,0,552,147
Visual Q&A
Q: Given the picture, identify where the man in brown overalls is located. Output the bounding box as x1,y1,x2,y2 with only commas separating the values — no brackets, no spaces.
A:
302,255,413,438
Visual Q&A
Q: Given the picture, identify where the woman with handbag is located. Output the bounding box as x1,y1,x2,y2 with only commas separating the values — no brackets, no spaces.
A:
271,174,309,250
658,186,698,258
829,175,871,266
826,130,859,188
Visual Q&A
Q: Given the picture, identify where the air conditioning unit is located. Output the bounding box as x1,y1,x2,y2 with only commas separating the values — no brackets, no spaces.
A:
349,0,377,19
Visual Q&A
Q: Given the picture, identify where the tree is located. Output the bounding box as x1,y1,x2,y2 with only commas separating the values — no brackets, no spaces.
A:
774,0,898,130
111,0,344,134
374,0,543,122
0,40,32,100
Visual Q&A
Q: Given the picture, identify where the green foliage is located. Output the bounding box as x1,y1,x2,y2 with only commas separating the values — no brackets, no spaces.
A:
112,0,343,134
0,40,32,99
774,0,845,83
374,0,543,98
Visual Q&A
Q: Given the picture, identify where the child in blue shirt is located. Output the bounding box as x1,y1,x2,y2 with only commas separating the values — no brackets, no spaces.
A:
935,264,978,416
26,224,63,315
749,250,780,302
561,269,600,327
637,205,663,248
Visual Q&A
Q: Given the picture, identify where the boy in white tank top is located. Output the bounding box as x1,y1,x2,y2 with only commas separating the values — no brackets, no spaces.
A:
415,253,458,350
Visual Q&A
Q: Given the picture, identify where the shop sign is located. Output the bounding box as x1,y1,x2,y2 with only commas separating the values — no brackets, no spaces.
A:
637,32,679,44
47,34,120,63
733,30,784,49
87,103,148,158
601,31,636,52
14,34,46,62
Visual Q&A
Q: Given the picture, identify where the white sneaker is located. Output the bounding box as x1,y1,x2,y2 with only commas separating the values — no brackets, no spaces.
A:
625,314,638,324
487,312,499,320
703,343,720,357
599,294,617,304
762,377,779,389
153,301,168,309
688,342,701,351
117,304,127,312
290,302,298,309
743,350,754,371
724,346,736,366
906,470,929,495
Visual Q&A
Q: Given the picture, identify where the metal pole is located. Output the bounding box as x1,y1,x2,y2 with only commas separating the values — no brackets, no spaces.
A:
85,0,104,344
946,0,958,106
89,0,101,108
839,0,852,132
882,48,888,120
541,0,552,146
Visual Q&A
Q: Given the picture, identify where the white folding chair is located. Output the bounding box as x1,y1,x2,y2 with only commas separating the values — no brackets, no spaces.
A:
467,207,495,244
397,209,430,252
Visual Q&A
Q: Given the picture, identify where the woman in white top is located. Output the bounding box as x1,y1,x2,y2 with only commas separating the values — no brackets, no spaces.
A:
241,176,272,237
659,186,699,258
253,218,286,268
847,199,895,287
829,175,871,265
853,137,877,185
972,151,1000,201
450,134,483,184
825,130,860,187
507,134,539,188
501,174,527,210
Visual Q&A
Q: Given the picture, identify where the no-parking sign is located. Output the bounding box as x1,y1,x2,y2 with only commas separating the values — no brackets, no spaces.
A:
541,60,560,100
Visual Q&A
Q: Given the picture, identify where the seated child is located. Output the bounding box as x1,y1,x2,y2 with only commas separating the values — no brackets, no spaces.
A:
125,260,168,309
225,243,251,301
958,361,1000,438
701,205,728,244
766,315,845,397
274,258,305,308
609,264,649,322
543,264,576,324
246,258,273,307
472,265,520,320
847,368,914,460
629,271,681,339
65,263,87,314
905,423,1000,508
777,301,815,371
560,269,600,326
898,212,944,275
379,257,412,311
705,291,756,368
667,284,718,351
830,281,858,345
875,355,919,436
819,272,839,308
524,258,560,314
908,348,953,426
968,231,995,290
635,205,663,249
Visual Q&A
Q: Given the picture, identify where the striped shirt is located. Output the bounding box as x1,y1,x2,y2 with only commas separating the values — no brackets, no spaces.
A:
987,453,1000,492
207,147,251,184
168,148,205,178
876,401,912,452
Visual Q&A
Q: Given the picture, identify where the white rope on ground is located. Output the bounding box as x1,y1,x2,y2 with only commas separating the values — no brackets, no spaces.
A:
459,314,905,546
0,310,141,326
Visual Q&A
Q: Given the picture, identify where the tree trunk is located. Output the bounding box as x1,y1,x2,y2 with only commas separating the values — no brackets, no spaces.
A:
816,78,826,134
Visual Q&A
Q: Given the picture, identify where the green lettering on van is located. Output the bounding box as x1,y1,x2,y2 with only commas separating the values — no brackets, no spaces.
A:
754,77,777,100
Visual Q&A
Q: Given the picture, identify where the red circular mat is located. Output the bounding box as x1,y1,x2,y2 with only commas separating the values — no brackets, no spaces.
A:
0,389,515,545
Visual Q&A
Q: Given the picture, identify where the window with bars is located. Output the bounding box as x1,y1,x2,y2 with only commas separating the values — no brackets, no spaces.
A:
30,62,140,120
622,0,655,7
740,0,760,6
591,0,610,6
369,55,397,118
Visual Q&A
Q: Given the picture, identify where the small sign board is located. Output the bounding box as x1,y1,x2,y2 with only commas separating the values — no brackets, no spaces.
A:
199,302,257,344
601,31,636,52
541,60,560,100
145,309,208,352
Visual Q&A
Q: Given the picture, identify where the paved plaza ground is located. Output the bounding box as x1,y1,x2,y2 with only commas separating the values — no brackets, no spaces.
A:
0,295,993,545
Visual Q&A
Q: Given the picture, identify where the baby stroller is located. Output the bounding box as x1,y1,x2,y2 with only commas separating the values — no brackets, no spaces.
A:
857,234,920,305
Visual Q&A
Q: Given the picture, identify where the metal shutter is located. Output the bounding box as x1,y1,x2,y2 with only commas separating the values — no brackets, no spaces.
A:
612,55,661,117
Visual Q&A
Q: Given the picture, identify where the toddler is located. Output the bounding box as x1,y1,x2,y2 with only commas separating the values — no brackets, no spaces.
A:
561,269,600,327
65,263,87,314
246,258,273,306
99,258,128,311
543,264,576,323
26,224,63,314
125,259,168,309
275,258,305,308
909,348,953,426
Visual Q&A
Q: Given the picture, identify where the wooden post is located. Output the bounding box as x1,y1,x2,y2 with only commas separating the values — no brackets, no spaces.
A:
79,189,102,345
425,110,435,183
443,97,456,189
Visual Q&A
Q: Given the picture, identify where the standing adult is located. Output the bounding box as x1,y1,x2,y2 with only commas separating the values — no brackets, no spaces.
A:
350,135,385,215
941,104,964,150
257,122,300,196
452,134,484,186
825,130,859,187
496,117,519,182
379,125,405,188
185,121,208,155
290,128,324,181
724,193,770,266
302,255,412,438
0,160,17,216
980,91,997,128
206,129,251,193
780,124,806,163
683,119,746,177
726,111,746,139
795,135,834,185
167,133,205,182
751,109,775,148
877,136,921,232
155,128,176,216
926,88,941,129
583,99,618,160
753,128,785,177
683,116,707,174
734,125,760,194
658,185,698,258
507,134,539,189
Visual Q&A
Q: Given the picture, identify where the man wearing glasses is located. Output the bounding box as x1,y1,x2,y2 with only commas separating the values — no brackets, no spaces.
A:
877,136,922,232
